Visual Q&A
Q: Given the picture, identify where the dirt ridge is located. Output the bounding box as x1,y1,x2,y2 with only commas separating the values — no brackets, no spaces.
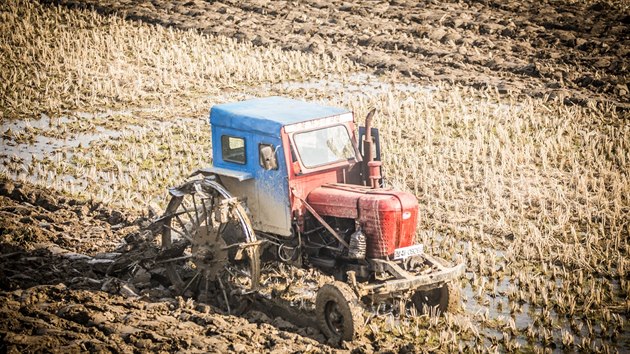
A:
0,179,334,352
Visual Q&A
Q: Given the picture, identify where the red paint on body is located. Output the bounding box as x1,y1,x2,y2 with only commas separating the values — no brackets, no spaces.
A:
307,184,419,258
281,120,417,257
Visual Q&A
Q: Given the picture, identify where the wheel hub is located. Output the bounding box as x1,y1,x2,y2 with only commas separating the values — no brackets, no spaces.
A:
325,302,344,334
191,225,228,280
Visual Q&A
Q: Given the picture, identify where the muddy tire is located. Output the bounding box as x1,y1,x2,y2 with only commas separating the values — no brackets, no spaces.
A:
412,282,461,315
412,257,462,315
315,281,364,343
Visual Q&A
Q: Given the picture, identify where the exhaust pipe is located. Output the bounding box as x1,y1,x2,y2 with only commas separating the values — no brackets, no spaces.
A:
363,108,381,188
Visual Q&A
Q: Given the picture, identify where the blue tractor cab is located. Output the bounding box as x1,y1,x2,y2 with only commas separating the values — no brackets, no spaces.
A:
203,96,351,236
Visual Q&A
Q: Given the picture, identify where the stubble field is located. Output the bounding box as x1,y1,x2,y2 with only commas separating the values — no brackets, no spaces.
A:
1,0,628,352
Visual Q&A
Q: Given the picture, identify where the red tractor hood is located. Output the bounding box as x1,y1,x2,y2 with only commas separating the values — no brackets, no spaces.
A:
306,184,419,258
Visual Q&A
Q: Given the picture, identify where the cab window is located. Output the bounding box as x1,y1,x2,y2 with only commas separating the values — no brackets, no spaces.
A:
293,125,356,168
221,135,245,164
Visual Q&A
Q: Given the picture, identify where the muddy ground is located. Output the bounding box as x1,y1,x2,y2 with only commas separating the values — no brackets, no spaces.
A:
51,0,629,110
0,179,337,352
2,0,629,352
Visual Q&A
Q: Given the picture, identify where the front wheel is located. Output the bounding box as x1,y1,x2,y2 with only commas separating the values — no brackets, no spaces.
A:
412,282,461,315
315,281,364,342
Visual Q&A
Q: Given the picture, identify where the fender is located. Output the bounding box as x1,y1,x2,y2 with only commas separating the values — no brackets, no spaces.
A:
188,167,253,181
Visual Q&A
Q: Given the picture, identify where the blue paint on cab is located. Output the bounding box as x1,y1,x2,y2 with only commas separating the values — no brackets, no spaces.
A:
210,96,349,137
208,96,348,235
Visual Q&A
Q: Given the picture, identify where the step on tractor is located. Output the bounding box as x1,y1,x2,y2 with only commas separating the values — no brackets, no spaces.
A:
153,96,465,342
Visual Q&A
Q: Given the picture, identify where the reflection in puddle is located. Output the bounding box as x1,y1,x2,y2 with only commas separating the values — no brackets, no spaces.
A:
1,112,131,163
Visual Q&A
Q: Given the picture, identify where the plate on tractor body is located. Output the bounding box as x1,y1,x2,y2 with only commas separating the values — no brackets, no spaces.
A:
393,244,424,260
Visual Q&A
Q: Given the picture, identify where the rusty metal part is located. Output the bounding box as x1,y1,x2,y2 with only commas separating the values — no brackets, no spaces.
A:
223,240,265,261
369,258,415,280
191,225,228,280
367,160,382,189
363,108,376,162
422,253,447,271
362,108,376,186
291,188,349,249
357,256,465,300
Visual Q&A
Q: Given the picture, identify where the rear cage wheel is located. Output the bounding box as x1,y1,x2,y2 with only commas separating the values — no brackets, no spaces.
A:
157,177,260,313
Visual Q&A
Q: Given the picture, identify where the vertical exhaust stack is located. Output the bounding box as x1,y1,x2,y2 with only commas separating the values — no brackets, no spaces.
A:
368,160,382,189
363,109,382,189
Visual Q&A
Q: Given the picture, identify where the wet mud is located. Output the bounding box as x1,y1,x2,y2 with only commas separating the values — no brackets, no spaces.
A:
0,179,332,352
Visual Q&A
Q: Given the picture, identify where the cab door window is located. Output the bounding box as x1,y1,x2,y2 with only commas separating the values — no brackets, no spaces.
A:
221,135,246,164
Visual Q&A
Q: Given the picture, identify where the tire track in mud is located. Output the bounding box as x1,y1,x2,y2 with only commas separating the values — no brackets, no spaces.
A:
49,0,629,109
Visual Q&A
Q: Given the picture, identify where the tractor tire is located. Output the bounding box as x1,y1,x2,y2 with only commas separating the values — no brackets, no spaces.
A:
315,281,364,343
412,257,462,315
411,282,461,315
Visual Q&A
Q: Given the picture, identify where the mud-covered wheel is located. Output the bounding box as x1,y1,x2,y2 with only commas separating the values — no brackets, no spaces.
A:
412,283,447,314
411,257,461,314
412,260,461,315
315,281,364,342
415,282,461,315
157,177,260,312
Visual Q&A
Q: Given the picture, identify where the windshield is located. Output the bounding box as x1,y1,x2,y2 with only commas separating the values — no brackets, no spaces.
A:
293,125,356,168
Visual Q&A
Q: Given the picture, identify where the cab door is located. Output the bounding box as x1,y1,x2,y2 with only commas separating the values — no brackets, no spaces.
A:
253,135,292,236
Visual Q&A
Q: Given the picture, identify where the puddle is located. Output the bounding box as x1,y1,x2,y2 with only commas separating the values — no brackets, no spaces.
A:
1,113,131,164
1,111,203,162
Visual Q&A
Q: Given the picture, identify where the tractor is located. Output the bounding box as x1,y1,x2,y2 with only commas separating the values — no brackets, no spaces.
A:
153,96,464,342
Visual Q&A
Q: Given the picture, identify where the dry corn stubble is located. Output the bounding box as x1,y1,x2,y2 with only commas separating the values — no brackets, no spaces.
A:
1,0,629,352
0,0,357,120
345,88,628,350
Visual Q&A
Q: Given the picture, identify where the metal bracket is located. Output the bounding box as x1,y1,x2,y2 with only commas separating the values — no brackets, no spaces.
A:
422,253,447,271
222,240,265,261
369,258,415,280
360,261,466,297
290,188,349,249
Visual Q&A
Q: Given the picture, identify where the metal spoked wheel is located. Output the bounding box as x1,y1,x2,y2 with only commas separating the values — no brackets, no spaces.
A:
156,177,260,313
315,281,364,343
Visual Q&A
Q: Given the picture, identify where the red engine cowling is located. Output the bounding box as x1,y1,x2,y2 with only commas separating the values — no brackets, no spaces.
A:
306,184,419,258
